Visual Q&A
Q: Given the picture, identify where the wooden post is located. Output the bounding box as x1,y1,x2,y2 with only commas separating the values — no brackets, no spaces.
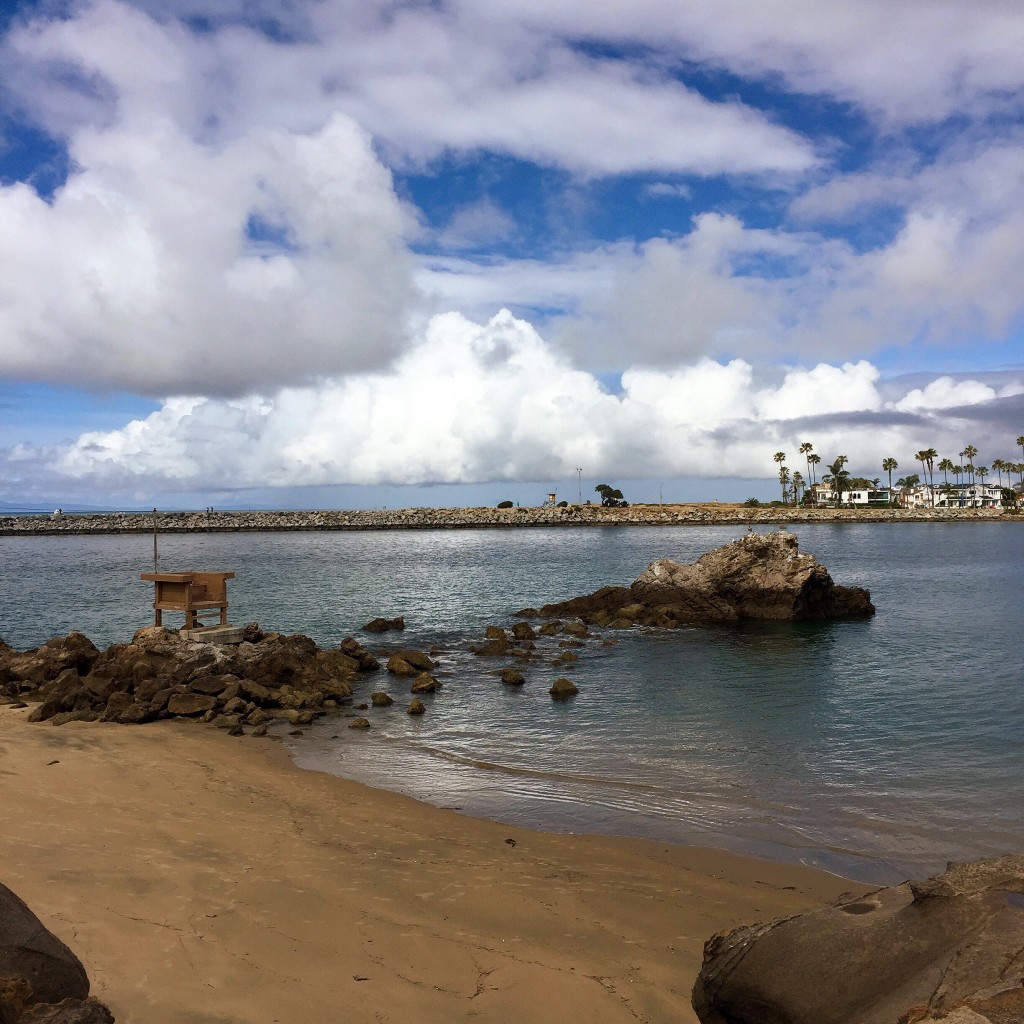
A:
152,509,159,624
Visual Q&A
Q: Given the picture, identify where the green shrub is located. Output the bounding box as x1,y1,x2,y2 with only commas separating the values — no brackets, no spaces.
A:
497,500,513,508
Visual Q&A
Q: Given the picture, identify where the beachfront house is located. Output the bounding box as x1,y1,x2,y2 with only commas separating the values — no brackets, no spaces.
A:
810,484,890,507
901,482,1005,508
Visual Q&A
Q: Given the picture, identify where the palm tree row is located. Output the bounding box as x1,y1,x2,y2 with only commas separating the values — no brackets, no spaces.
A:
769,436,1024,506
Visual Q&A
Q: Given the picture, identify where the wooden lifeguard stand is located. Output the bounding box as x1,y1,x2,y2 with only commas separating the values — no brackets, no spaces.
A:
140,571,234,631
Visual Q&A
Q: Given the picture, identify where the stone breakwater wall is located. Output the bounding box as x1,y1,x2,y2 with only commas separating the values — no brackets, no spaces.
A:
0,504,1012,536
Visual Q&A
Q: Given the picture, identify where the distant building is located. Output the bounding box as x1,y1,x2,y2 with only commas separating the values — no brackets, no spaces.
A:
902,483,1004,509
810,484,890,507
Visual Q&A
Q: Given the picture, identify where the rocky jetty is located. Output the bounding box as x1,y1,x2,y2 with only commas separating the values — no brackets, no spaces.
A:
521,531,874,628
692,854,1024,1024
0,626,386,730
0,504,1009,537
0,881,114,1022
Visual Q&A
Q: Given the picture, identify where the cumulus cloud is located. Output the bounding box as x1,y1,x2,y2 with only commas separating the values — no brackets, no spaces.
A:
0,3,419,395
4,310,1020,501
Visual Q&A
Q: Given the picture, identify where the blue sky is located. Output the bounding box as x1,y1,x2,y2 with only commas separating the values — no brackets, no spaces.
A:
1,0,1023,509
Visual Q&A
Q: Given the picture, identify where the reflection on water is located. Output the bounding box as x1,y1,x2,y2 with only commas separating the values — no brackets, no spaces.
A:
3,522,1024,883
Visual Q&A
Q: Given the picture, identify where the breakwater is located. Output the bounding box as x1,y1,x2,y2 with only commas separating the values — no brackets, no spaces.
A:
0,503,1011,535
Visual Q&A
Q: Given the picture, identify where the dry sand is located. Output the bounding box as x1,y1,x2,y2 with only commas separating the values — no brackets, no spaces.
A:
0,706,863,1023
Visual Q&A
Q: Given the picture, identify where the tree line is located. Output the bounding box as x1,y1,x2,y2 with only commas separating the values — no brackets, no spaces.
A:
769,436,1024,506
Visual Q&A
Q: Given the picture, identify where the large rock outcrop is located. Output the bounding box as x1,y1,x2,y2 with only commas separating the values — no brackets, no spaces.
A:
692,855,1024,1024
0,627,382,728
0,881,114,1022
522,531,874,628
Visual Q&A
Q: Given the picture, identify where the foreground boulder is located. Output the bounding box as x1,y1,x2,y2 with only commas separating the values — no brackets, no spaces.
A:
0,881,114,1022
692,854,1024,1024
522,531,874,628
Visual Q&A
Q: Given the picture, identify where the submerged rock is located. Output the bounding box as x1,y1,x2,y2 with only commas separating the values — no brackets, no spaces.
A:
549,677,578,701
362,616,405,633
692,854,1024,1024
524,531,874,628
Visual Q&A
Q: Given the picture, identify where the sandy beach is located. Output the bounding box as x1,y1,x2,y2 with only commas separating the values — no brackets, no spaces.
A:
0,706,865,1024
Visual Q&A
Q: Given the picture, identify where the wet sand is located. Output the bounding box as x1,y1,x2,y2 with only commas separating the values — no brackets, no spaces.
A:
0,706,864,1023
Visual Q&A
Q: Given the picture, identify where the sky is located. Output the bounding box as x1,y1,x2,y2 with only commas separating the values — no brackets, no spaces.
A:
1,0,1023,510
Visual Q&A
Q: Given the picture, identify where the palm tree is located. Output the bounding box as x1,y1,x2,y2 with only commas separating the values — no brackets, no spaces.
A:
1017,436,1024,464
808,453,821,493
938,457,954,487
882,457,898,502
962,444,978,484
778,464,790,504
992,458,1006,488
953,464,963,488
914,450,934,504
828,456,850,504
799,442,814,487
977,466,988,489
792,470,805,505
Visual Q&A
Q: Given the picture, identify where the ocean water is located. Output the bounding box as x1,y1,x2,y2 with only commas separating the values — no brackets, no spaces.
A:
2,522,1022,884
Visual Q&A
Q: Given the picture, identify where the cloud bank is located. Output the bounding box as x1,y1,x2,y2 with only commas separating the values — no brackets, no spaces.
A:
4,310,1020,501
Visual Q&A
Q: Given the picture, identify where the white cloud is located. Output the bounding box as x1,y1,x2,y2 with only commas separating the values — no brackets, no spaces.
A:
7,309,1018,500
469,0,1024,125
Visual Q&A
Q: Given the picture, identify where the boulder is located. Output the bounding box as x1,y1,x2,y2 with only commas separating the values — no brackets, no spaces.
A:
0,882,89,1005
386,656,418,677
511,622,536,641
362,616,405,633
525,531,874,628
499,669,525,686
692,854,1024,1024
407,698,426,716
549,677,578,701
348,717,371,729
166,693,217,716
410,673,441,694
370,692,394,707
392,649,434,672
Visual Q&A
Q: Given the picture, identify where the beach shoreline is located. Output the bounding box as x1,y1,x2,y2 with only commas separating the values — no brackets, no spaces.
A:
0,502,1012,536
0,706,864,1024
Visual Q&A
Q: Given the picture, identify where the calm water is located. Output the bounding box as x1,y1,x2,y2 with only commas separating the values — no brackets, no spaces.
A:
2,523,1022,883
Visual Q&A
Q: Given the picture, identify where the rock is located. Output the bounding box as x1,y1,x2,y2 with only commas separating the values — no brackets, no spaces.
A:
528,531,874,628
251,724,268,737
538,621,561,636
166,693,217,716
410,673,441,693
407,698,426,716
691,854,1024,1024
484,626,507,640
499,668,525,686
348,717,371,729
561,621,589,637
393,649,434,672
553,651,578,665
511,622,536,641
370,692,394,707
386,655,417,677
0,882,90,1005
362,616,405,633
19,997,115,1023
549,677,578,700
471,637,509,657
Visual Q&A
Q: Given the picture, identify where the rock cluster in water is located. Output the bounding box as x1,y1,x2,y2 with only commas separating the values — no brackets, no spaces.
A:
520,530,874,627
0,880,114,1022
0,625,386,731
692,854,1024,1024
